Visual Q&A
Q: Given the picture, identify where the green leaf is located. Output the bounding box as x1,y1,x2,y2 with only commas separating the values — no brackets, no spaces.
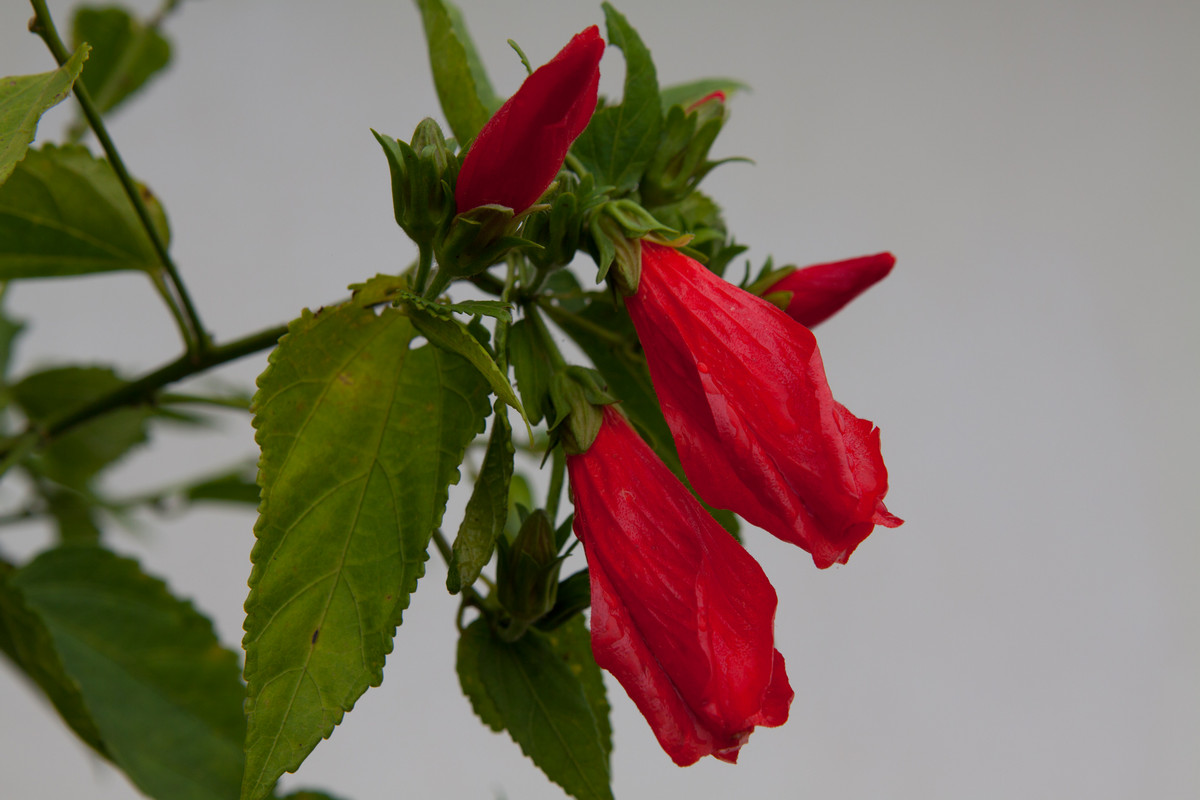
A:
70,7,171,119
543,615,611,763
444,1,500,113
10,365,152,488
507,317,554,426
10,545,246,800
243,303,489,800
448,405,513,593
457,617,613,800
401,295,530,429
444,298,512,322
0,559,109,758
415,0,493,145
277,792,350,800
0,45,89,185
570,3,661,192
658,77,748,111
0,144,170,279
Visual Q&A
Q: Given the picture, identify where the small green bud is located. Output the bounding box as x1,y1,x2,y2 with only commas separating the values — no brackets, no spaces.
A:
497,510,563,629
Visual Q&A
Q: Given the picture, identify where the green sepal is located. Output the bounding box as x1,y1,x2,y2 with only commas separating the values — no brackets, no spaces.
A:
372,122,456,249
642,92,743,207
243,301,490,800
447,404,514,594
547,366,616,455
457,616,613,800
0,45,89,185
570,3,661,193
589,199,681,292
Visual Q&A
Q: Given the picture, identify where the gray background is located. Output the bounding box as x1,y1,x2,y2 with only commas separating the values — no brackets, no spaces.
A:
1,1,1197,798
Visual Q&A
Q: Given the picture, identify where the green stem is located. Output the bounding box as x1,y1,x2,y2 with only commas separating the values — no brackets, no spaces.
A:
29,0,210,358
537,299,627,347
1,321,286,462
545,446,565,525
413,242,433,296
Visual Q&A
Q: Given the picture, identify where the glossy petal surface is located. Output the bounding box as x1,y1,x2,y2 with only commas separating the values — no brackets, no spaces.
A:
567,408,791,765
626,243,901,568
455,26,604,214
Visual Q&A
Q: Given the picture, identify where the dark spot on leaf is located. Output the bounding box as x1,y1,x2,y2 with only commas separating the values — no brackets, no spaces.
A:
311,628,319,644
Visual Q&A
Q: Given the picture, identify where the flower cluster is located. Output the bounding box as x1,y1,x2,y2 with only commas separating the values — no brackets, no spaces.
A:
421,18,900,770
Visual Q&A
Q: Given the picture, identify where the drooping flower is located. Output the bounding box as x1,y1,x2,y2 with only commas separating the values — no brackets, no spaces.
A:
758,252,895,328
454,26,604,214
624,242,902,569
566,406,793,766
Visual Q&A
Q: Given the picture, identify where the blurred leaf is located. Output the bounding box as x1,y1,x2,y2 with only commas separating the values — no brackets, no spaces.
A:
658,77,748,111
243,303,489,800
43,486,103,544
184,470,260,506
70,7,171,119
448,405,513,593
457,617,612,800
10,545,245,800
415,0,492,144
0,558,109,758
571,4,661,192
277,792,350,800
0,45,89,185
0,144,169,279
0,292,25,415
11,366,152,488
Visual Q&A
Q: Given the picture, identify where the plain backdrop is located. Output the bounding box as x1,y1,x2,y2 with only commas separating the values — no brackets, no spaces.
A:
1,1,1197,798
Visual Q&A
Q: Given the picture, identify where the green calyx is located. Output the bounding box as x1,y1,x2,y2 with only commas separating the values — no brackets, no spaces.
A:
641,94,731,207
496,509,564,636
372,119,456,250
589,199,686,295
547,366,616,455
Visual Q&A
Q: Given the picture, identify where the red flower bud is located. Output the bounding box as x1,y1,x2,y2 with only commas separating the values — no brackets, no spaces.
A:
567,407,792,766
761,252,895,328
454,26,604,214
626,243,902,569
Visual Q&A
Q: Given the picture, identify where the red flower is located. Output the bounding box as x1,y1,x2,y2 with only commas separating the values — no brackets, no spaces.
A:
625,243,902,569
454,26,604,214
762,252,895,328
567,406,792,766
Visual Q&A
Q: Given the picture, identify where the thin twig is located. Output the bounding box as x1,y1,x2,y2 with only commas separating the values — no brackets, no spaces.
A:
29,0,211,358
